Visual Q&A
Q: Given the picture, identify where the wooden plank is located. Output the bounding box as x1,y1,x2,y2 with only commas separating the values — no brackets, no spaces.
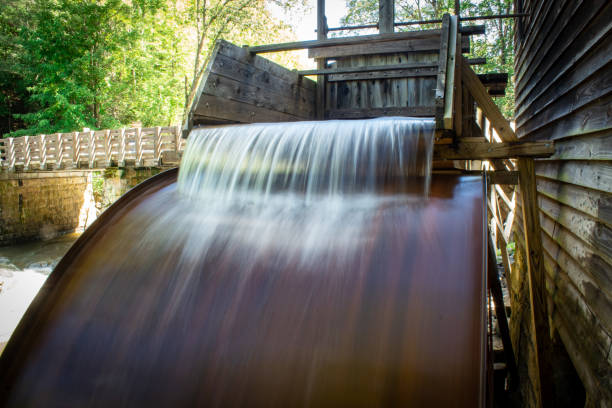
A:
535,160,612,193
487,236,518,390
515,1,611,109
516,49,612,130
443,15,458,130
434,141,554,160
460,25,485,36
521,93,612,142
327,106,435,119
515,210,612,346
435,14,449,130
467,57,486,65
535,177,611,226
461,56,517,142
543,131,612,161
201,73,315,119
517,157,556,408
217,41,316,91
193,94,302,123
309,37,439,59
486,171,519,185
530,209,612,303
190,40,317,127
250,29,441,54
298,62,437,76
328,67,437,82
379,0,394,34
211,54,316,105
453,32,462,136
309,37,469,60
537,194,612,266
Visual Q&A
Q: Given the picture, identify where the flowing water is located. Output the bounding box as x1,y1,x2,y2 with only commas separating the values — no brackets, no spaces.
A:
0,233,80,346
0,117,486,407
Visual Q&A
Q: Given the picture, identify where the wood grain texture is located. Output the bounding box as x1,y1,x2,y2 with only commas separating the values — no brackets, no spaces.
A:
191,40,316,127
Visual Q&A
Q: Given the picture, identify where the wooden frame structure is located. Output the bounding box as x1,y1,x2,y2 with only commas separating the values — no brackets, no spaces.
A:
181,3,554,405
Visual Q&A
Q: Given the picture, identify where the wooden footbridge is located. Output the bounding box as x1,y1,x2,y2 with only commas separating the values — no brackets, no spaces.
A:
0,126,183,171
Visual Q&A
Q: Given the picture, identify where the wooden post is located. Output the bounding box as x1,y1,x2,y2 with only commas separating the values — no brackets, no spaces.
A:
154,126,161,165
40,134,47,169
7,137,15,171
378,0,394,33
23,136,31,170
102,129,110,166
135,127,142,167
316,0,327,119
73,132,80,168
88,130,96,169
517,157,555,408
435,14,451,130
56,133,63,169
454,0,460,16
487,234,518,391
119,128,126,167
174,126,181,154
462,57,555,406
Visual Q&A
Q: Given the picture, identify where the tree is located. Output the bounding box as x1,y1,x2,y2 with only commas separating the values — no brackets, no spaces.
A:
2,0,302,137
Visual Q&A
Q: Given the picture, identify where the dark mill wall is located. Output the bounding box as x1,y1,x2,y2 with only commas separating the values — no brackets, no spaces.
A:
512,0,611,406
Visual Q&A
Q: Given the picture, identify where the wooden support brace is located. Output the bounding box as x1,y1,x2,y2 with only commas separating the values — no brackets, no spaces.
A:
517,157,555,408
463,52,555,406
443,15,458,130
487,234,518,391
435,14,450,129
434,141,554,160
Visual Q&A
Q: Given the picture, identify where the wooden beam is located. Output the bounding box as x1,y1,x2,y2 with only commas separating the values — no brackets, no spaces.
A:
462,53,555,406
461,56,516,142
327,106,435,119
379,0,394,34
434,141,554,160
460,25,485,35
298,62,437,76
454,32,463,136
327,67,437,82
316,0,326,120
486,171,519,185
443,15,458,130
518,157,556,408
307,36,471,59
248,29,440,54
487,234,518,391
435,14,450,129
468,57,486,65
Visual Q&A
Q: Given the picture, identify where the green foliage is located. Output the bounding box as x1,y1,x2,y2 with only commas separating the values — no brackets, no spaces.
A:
340,0,516,118
1,0,300,137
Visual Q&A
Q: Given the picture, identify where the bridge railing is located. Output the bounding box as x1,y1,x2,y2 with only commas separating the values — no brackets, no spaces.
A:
0,126,184,171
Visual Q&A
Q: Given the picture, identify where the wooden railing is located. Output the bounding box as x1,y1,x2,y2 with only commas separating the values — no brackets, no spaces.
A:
0,126,184,171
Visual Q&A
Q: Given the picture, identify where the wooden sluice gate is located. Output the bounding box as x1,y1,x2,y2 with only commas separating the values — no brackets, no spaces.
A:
0,2,556,407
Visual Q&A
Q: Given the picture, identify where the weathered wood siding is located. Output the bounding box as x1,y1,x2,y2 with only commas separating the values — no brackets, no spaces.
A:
326,52,439,119
189,40,316,127
512,0,612,405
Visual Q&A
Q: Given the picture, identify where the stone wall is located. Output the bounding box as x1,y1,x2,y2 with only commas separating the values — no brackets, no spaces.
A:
0,167,165,246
